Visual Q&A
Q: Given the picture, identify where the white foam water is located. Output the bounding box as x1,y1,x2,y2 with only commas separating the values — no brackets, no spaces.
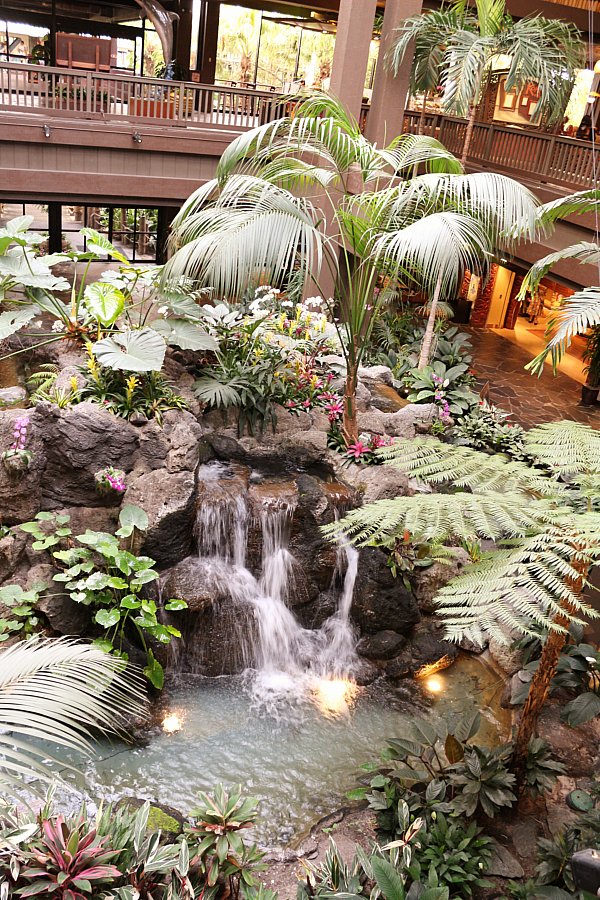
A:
194,463,361,710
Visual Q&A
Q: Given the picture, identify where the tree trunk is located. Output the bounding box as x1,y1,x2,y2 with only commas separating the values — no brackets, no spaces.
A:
417,273,443,370
418,93,428,136
342,363,359,445
460,105,477,168
512,558,588,792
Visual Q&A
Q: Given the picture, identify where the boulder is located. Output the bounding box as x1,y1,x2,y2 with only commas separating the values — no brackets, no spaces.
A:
488,635,524,676
0,529,28,583
0,386,27,408
386,621,459,679
29,563,92,636
384,404,437,438
357,630,406,660
342,465,411,504
36,402,139,507
413,549,472,614
126,469,196,567
352,547,420,635
357,365,394,387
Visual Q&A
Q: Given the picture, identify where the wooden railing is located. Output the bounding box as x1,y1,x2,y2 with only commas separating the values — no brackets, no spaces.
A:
0,61,283,127
2,61,598,191
402,110,599,190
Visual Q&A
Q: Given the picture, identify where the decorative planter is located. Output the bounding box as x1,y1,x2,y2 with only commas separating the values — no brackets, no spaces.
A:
581,383,599,407
2,449,32,479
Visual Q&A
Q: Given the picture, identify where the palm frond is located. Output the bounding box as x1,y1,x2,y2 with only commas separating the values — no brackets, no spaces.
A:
163,175,324,299
0,638,145,794
524,285,600,375
521,242,600,296
442,31,496,116
322,492,564,546
435,521,600,645
531,189,600,232
525,421,600,476
372,211,490,296
386,7,471,93
376,437,567,497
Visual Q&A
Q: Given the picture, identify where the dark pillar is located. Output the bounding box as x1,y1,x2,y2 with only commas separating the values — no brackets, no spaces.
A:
156,206,179,264
48,203,62,253
329,0,377,121
366,0,422,146
199,1,220,84
175,0,194,77
49,0,57,67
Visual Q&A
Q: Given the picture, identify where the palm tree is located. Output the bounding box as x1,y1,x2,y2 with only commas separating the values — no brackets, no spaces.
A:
0,637,145,796
324,421,600,789
517,189,600,376
163,93,537,444
387,0,584,165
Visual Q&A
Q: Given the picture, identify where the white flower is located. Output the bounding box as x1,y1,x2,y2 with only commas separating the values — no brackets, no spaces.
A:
157,305,169,317
51,320,65,333
281,300,293,308
32,320,42,328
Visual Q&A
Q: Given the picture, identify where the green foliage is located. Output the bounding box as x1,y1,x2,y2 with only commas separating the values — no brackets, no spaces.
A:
450,401,529,460
19,511,72,551
523,739,566,798
534,781,600,894
403,360,477,417
415,813,492,898
80,350,187,423
0,584,42,641
185,784,265,897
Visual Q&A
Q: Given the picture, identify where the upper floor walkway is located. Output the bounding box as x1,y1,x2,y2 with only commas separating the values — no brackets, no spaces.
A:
0,61,598,284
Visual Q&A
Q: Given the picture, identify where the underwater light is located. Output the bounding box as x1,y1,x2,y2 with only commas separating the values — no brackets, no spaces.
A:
162,713,183,734
312,678,358,717
423,675,444,694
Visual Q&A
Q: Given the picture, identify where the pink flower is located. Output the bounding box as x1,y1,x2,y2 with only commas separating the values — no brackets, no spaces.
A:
285,399,296,408
302,399,312,408
325,398,344,422
346,440,370,459
370,434,387,449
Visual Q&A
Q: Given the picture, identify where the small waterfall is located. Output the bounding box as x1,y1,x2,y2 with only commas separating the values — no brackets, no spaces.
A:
192,463,361,709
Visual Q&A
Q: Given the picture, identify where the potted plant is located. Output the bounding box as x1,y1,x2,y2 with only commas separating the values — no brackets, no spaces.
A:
581,325,600,406
131,60,192,119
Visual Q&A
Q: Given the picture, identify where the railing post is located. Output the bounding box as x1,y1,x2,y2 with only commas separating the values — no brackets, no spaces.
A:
482,123,495,165
436,114,444,144
539,135,555,182
86,71,92,114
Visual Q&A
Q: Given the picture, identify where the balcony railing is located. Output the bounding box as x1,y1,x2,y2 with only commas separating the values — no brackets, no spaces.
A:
0,61,283,128
1,61,597,192
402,110,598,190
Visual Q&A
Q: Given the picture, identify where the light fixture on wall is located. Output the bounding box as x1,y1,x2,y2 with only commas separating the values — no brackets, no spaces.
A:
42,124,51,138
132,131,142,143
594,59,600,73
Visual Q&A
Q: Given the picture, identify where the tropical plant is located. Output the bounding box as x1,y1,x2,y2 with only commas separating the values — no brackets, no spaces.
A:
185,784,265,899
0,637,144,796
324,421,600,788
515,190,600,376
387,0,584,164
403,359,477,417
162,92,538,443
0,584,42,642
450,400,528,459
415,814,492,898
582,325,600,389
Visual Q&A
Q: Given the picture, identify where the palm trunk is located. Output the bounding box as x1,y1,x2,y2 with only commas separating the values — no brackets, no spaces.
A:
418,93,428,136
417,273,442,370
512,558,588,792
342,362,359,445
460,105,477,167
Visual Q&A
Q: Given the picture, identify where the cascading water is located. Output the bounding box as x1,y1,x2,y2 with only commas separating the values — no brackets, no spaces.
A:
193,463,360,709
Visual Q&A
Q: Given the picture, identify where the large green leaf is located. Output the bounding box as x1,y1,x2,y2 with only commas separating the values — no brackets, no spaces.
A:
92,328,167,372
117,504,149,538
561,691,600,726
193,377,242,408
84,282,126,327
0,306,39,339
151,318,218,352
80,228,129,265
371,856,406,900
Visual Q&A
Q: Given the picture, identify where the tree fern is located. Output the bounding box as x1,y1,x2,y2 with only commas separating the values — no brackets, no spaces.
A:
525,421,600,476
322,492,565,545
435,521,600,645
376,438,566,498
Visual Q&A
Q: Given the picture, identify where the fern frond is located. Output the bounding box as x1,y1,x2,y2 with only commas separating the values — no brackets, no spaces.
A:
435,520,600,645
375,438,566,498
322,493,565,545
525,421,600,477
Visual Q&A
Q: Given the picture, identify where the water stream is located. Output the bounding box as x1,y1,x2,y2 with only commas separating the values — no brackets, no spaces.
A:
192,463,361,709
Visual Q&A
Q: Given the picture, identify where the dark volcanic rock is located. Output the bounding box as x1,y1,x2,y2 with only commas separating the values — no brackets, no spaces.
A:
352,548,420,635
357,630,407,660
36,402,138,507
386,620,459,679
126,470,196,567
0,409,45,524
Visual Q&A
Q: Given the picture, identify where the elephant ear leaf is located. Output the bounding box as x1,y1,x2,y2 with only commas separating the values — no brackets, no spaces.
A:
80,228,129,265
151,318,217,351
92,328,167,372
0,306,38,339
84,282,125,327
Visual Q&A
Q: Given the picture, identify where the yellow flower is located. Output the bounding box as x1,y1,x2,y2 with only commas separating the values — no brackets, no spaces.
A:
69,376,78,392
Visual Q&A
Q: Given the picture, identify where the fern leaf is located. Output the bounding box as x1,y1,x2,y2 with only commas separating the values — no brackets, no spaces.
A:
434,520,600,645
322,493,565,545
525,421,600,477
375,438,566,498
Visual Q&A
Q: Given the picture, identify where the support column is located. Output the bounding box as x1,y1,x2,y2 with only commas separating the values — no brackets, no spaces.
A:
175,0,194,77
329,0,377,122
199,1,220,84
48,203,62,254
366,0,422,146
156,206,179,264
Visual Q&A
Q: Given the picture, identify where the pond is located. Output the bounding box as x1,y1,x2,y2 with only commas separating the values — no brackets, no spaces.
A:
59,655,509,849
